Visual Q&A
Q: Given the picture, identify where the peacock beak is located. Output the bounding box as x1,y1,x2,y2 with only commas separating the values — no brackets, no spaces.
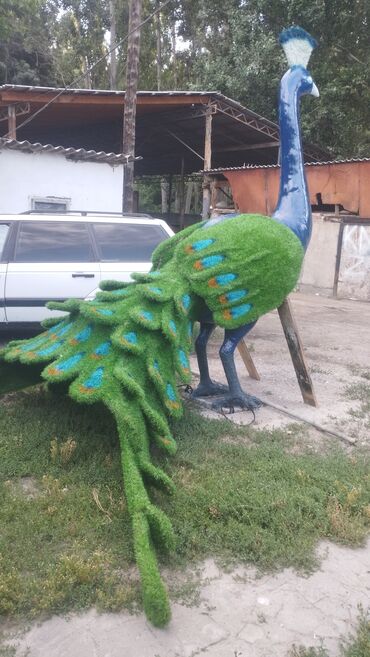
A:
310,82,320,97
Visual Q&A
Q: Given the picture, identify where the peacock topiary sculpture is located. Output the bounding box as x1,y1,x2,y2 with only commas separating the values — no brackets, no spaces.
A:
0,27,319,626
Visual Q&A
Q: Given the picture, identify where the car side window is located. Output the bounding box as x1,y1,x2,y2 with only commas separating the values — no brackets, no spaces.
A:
93,223,168,262
0,224,9,259
14,222,94,263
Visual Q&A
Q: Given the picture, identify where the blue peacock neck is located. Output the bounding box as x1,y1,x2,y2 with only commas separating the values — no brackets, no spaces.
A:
272,67,312,251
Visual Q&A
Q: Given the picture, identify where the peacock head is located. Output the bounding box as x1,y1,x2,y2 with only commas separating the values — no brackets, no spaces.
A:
279,26,319,99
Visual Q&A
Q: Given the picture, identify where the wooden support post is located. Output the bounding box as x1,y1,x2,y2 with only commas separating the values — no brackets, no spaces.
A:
8,105,16,139
202,107,212,219
167,174,172,214
333,221,344,298
179,156,185,231
237,339,260,380
278,297,317,407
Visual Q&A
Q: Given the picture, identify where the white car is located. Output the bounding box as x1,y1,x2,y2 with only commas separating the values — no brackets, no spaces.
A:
0,212,174,328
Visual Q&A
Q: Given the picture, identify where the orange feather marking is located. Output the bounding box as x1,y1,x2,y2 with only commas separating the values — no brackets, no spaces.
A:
208,277,218,288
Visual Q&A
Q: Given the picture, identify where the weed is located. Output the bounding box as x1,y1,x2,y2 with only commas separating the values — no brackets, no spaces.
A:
289,646,329,657
344,382,370,426
310,366,329,375
340,607,370,657
288,607,370,657
50,437,77,465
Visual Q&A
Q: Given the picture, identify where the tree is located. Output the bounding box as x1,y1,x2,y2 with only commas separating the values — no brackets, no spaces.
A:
51,0,110,88
176,0,370,157
0,0,58,85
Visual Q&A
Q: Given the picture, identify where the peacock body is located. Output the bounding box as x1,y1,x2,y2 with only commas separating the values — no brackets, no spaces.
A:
0,27,319,626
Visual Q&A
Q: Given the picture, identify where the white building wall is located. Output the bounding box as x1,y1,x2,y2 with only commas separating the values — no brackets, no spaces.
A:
0,149,123,214
299,213,340,294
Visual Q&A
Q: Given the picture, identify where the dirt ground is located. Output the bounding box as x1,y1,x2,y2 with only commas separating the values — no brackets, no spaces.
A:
192,291,370,447
3,539,370,657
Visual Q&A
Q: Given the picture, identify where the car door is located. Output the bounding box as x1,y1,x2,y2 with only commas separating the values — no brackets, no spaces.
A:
0,222,11,324
5,220,100,323
92,221,170,284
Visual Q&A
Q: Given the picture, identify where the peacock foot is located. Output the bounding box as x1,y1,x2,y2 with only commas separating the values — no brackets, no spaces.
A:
211,392,262,413
191,380,229,398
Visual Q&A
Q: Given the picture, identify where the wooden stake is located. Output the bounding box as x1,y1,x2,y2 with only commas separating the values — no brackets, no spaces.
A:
237,339,260,380
278,298,317,407
122,0,142,214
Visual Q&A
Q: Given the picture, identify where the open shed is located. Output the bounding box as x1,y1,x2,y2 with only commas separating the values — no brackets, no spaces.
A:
0,85,327,177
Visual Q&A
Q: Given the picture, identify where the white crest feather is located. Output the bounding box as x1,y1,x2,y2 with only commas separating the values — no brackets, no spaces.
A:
279,27,317,68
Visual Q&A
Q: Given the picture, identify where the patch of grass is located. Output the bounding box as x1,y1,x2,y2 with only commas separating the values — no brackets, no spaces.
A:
341,607,370,657
289,646,328,657
345,383,370,404
344,382,370,425
163,411,370,571
347,364,370,381
0,389,369,621
289,607,370,657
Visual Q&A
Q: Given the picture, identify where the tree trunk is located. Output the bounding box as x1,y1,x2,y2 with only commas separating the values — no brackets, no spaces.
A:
83,56,92,89
156,0,162,91
122,0,142,214
109,0,117,90
171,23,177,89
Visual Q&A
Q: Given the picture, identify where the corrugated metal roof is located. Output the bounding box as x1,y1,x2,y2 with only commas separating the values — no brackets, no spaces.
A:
205,157,370,173
0,84,216,97
0,138,139,164
0,85,329,171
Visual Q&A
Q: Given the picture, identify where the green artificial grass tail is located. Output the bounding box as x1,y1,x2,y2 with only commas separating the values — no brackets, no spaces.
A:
0,261,195,625
132,513,171,627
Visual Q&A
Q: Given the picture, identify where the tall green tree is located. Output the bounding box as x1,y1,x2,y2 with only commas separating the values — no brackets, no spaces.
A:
51,0,110,88
0,0,57,85
176,0,370,157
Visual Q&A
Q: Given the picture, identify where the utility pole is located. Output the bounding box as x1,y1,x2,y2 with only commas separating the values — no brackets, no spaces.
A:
122,0,142,213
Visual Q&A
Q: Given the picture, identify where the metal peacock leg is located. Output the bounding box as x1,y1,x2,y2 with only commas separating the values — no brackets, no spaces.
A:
211,321,262,412
192,321,229,397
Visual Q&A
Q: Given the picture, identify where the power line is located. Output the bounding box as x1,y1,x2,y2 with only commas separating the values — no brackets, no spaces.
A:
3,0,173,139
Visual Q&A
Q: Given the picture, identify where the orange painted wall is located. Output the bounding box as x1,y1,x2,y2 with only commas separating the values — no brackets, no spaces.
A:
225,161,370,218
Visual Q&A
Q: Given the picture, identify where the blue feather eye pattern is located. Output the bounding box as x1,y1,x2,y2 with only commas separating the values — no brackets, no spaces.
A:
92,341,111,359
70,326,92,345
194,255,225,270
79,367,104,393
47,352,84,376
36,341,64,357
